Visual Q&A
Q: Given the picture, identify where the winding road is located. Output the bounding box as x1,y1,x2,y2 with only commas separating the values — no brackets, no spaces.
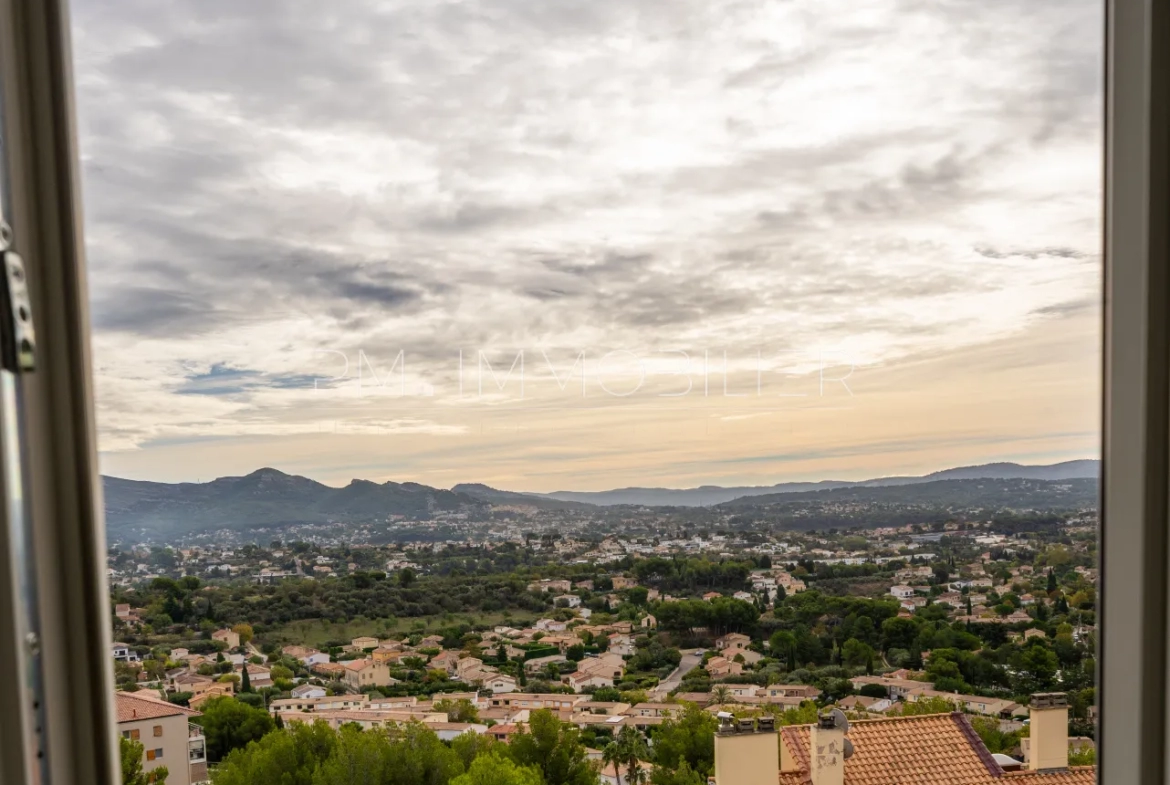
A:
654,650,705,697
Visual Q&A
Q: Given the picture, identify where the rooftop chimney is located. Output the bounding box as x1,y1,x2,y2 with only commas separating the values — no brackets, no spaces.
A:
811,713,846,785
1028,693,1069,771
712,714,778,785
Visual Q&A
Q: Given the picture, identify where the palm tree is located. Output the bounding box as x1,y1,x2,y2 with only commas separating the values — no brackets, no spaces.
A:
602,739,624,785
712,684,732,706
604,726,649,785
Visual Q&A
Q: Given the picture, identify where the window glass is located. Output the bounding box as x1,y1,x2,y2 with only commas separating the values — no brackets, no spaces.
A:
72,0,1101,780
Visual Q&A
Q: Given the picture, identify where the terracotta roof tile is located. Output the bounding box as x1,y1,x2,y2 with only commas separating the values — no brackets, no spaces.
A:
1003,770,1096,784
774,712,1096,785
115,691,200,722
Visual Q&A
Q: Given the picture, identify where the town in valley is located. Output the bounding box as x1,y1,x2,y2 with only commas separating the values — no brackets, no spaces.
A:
106,463,1099,785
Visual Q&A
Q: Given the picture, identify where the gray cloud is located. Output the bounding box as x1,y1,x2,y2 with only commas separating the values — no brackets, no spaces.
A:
71,0,1104,465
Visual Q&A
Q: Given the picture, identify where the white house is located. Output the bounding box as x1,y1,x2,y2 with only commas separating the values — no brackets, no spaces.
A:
889,585,916,600
554,594,582,608
112,642,140,662
484,674,518,693
291,683,327,699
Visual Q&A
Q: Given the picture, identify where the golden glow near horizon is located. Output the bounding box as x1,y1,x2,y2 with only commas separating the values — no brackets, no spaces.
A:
74,0,1102,491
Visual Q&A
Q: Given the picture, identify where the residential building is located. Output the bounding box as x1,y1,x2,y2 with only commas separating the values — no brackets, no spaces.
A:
488,693,582,712
888,585,915,600
211,629,240,649
116,691,206,785
628,703,680,718
270,694,371,714
710,692,1093,784
291,683,326,699
483,673,518,693
283,645,331,667
351,636,378,650
112,642,140,662
716,633,751,652
705,656,743,678
848,676,932,700
342,658,394,690
566,671,615,692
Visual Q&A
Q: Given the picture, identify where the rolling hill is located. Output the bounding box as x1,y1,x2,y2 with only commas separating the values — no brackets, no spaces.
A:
536,460,1099,507
103,467,483,540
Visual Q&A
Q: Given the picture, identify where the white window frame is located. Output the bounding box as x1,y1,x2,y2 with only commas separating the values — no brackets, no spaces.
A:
1099,1,1170,782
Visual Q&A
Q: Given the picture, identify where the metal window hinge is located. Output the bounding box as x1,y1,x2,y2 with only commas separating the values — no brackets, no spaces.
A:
0,221,36,373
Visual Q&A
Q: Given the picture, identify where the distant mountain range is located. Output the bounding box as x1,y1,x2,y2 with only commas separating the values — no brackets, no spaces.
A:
103,468,483,540
528,459,1100,507
102,459,1099,540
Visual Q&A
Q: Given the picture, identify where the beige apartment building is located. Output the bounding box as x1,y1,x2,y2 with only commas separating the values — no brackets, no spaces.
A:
116,692,206,785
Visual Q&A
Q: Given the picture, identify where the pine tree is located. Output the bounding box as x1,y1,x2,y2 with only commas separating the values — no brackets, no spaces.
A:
240,665,252,693
1047,569,1058,594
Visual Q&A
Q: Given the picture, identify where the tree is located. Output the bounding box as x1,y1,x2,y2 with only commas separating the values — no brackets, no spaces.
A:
508,709,597,785
769,630,797,671
212,721,336,785
195,696,275,762
232,623,255,648
651,702,717,776
399,568,417,588
841,638,874,668
593,687,622,703
566,644,586,662
603,726,649,785
892,696,958,716
435,698,480,724
452,730,499,769
121,736,168,784
969,715,1025,755
1047,569,1058,594
650,761,706,785
881,617,918,652
451,750,542,785
1013,645,1059,693
240,665,252,693
711,685,732,706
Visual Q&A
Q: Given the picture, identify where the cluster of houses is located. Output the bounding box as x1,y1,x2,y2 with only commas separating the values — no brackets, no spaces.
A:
281,613,652,698
113,627,279,709
887,558,1097,627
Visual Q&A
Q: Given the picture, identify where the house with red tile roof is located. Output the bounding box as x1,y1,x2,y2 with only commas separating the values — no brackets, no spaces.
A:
115,692,205,785
711,693,1094,785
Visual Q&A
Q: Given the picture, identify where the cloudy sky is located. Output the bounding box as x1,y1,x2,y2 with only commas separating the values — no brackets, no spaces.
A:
71,0,1103,491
